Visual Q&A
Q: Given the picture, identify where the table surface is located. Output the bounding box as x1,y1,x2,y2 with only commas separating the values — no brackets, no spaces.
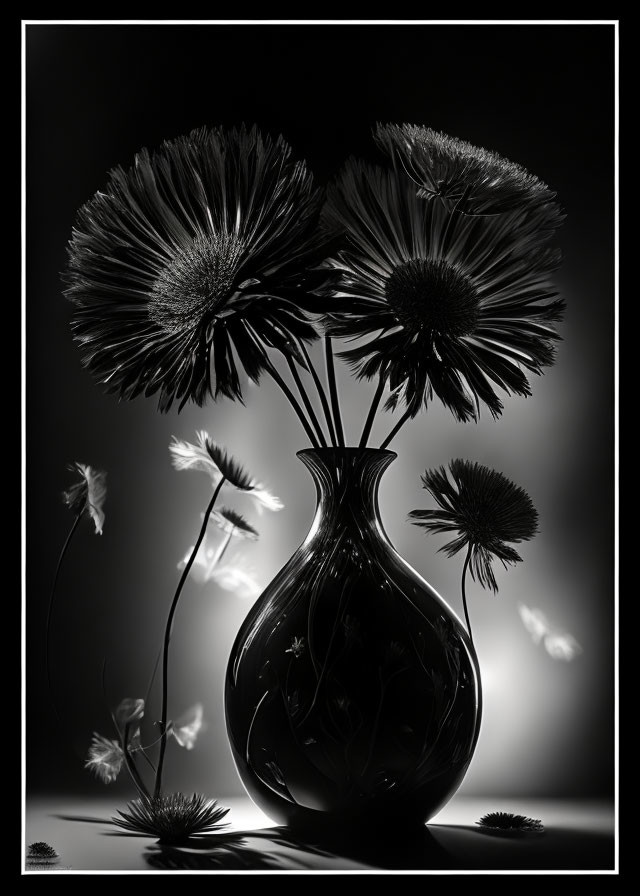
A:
24,795,616,873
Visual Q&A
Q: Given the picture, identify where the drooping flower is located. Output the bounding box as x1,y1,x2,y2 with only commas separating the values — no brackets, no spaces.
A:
477,811,544,832
210,507,259,541
62,462,107,534
84,732,124,784
375,123,558,215
285,636,305,658
168,704,204,750
112,793,229,842
64,125,330,412
410,460,538,592
322,160,564,422
170,431,282,512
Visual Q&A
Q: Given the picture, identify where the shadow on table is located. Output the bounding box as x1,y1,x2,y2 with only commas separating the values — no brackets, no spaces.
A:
51,811,615,871
428,824,615,871
143,825,456,871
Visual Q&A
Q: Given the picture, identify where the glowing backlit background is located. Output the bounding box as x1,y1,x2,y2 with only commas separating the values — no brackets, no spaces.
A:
26,24,615,802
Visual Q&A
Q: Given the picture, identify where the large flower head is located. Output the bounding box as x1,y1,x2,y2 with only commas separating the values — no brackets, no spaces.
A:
409,459,539,591
62,462,107,534
65,125,330,411
322,161,564,421
375,123,557,215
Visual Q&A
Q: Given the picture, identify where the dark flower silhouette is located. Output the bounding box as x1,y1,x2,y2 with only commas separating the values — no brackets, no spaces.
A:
410,459,538,641
375,123,558,215
477,811,544,832
322,160,564,424
112,793,229,843
27,842,59,860
64,125,330,411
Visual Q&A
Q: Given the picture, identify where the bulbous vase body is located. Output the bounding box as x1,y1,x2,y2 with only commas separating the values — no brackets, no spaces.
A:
225,449,481,832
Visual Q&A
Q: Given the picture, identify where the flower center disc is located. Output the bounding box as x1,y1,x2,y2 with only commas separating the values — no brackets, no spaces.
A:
149,233,244,334
385,258,479,337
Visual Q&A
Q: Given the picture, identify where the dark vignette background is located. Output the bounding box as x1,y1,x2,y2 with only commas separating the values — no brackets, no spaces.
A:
26,24,615,802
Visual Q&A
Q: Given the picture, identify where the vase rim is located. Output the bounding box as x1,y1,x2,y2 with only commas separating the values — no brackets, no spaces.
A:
296,447,397,459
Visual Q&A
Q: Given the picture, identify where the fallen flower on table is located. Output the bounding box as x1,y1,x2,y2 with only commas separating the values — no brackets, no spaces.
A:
477,811,544,832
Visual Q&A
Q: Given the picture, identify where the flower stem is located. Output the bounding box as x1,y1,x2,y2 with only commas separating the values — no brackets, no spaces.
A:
298,340,338,447
102,657,151,800
379,408,412,450
286,356,328,447
359,375,386,448
324,337,345,447
244,323,320,447
124,720,151,799
154,477,225,799
45,512,82,729
461,544,474,645
211,530,233,567
265,359,321,448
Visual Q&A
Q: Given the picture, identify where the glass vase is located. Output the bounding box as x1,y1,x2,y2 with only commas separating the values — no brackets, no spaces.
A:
225,448,481,833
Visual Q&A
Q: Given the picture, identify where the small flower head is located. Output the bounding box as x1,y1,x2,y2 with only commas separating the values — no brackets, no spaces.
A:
170,431,282,512
84,732,124,784
518,604,550,645
112,793,230,843
169,431,253,490
477,811,544,832
285,636,305,658
27,842,59,860
62,462,107,534
115,697,145,728
519,604,582,661
169,704,204,750
410,459,538,592
210,507,259,540
375,123,558,215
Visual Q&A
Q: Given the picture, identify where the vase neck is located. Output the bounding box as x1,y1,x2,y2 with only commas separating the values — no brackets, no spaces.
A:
297,448,396,546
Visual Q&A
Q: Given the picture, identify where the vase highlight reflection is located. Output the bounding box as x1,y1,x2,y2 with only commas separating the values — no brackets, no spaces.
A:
225,448,482,832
